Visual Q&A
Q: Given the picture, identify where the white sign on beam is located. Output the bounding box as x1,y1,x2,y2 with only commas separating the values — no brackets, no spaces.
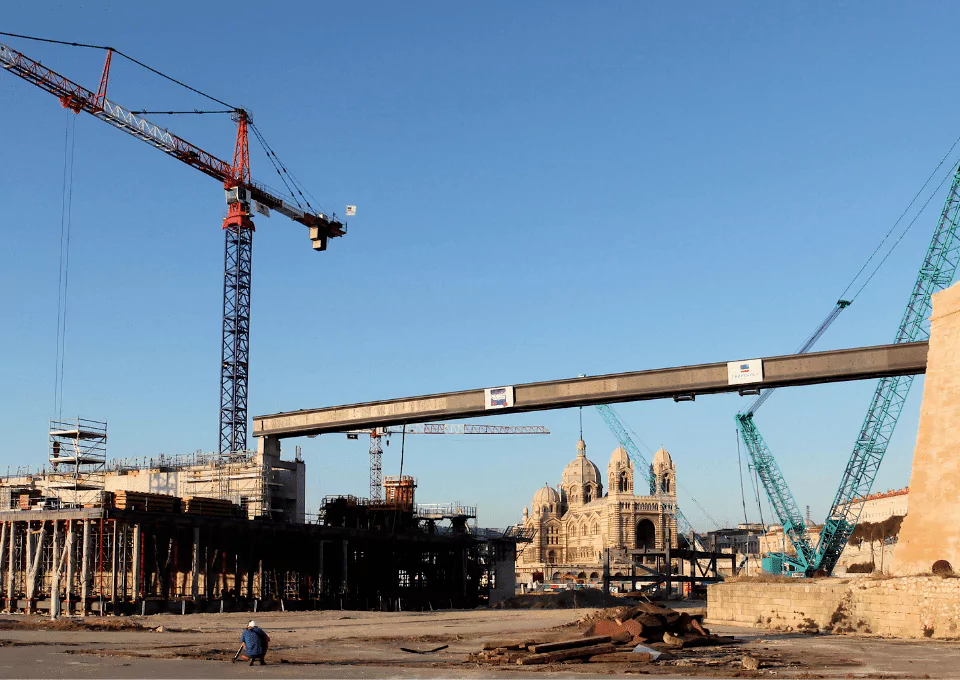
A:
727,359,764,385
484,386,515,410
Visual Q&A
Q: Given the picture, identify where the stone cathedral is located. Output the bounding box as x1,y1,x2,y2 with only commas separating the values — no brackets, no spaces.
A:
515,438,678,584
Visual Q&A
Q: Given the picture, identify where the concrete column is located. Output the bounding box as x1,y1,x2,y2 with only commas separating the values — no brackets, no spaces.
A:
131,525,141,602
488,541,517,606
110,521,118,612
665,542,672,596
80,520,91,616
462,546,468,597
340,540,349,595
0,523,6,608
190,527,200,599
233,552,241,600
65,520,74,614
25,521,42,613
318,540,325,598
256,558,263,600
257,436,281,519
6,522,15,613
120,525,128,603
602,548,610,596
51,521,60,619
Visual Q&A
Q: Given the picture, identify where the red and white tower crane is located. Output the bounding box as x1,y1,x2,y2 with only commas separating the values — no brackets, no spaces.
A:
0,40,346,454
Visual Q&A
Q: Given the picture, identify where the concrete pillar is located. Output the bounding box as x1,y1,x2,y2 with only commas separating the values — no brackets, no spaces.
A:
5,522,14,613
110,521,118,612
65,521,74,614
25,521,43,612
51,521,60,619
665,542,672,596
602,548,610,596
0,523,6,608
897,281,960,574
488,541,517,606
257,436,281,519
318,540,325,598
120,525,128,603
340,540,349,596
80,520,91,615
190,527,200,599
131,525,141,602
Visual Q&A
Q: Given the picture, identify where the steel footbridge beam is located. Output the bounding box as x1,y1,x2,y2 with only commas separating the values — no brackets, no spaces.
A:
253,341,928,439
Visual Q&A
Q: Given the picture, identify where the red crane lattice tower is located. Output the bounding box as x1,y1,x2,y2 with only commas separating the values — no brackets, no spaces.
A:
0,41,346,453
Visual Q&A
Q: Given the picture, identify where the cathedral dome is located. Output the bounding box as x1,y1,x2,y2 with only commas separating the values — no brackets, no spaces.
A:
653,447,673,468
533,484,560,507
609,446,632,468
561,439,602,486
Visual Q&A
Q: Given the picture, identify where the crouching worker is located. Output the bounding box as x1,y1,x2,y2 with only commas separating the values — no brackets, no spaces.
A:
239,620,270,665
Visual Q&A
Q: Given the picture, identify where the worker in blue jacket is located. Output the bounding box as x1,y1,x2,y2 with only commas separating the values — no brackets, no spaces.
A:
240,620,270,665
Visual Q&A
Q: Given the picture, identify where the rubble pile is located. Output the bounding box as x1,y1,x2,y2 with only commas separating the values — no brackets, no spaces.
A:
467,601,739,666
491,588,625,609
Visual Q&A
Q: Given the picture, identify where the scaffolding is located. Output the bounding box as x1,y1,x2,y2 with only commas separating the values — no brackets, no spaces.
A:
47,418,107,507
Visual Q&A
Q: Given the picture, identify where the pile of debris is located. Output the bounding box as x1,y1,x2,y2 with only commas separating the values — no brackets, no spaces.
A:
467,601,739,666
491,588,626,609
579,601,733,649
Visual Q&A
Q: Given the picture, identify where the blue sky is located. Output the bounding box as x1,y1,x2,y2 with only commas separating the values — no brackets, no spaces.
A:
1,2,957,529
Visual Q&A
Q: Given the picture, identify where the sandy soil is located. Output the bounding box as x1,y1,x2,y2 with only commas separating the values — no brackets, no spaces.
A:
0,607,957,678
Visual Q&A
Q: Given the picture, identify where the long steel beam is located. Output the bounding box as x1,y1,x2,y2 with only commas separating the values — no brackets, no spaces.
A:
253,341,928,439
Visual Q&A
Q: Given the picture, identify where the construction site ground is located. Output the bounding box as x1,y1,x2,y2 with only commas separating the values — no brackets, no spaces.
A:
0,606,958,678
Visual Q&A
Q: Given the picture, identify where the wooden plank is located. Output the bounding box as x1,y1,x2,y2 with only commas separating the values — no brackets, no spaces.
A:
588,652,654,663
527,636,611,654
518,643,616,665
481,639,536,651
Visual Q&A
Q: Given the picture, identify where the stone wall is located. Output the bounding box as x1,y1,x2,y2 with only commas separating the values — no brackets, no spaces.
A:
708,577,960,638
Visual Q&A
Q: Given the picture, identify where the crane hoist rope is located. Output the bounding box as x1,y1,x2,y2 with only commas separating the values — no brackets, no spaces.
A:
53,111,77,421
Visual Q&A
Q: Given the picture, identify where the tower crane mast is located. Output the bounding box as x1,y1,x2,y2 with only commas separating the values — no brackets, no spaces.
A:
0,41,346,455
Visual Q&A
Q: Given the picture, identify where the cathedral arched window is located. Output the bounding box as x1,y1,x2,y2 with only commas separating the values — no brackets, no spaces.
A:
584,486,593,503
636,519,656,550
593,523,600,535
618,471,629,493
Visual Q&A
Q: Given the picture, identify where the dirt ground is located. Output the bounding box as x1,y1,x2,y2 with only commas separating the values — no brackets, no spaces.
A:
1,606,959,678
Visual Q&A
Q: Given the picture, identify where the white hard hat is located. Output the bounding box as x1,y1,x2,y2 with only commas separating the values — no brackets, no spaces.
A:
247,620,257,628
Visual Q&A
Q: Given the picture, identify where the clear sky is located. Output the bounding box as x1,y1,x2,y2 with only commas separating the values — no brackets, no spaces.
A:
2,2,957,530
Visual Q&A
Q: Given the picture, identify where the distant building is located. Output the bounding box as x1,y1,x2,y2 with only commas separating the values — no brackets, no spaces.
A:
706,523,765,555
841,487,909,524
515,438,678,584
756,488,909,573
0,447,305,523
